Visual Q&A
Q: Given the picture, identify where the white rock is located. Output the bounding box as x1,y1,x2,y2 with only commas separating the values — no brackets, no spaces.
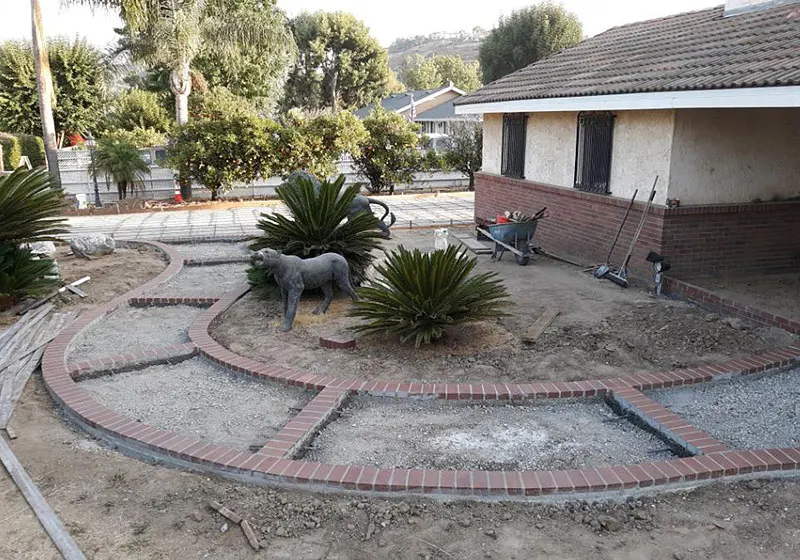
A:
21,241,57,258
70,234,115,258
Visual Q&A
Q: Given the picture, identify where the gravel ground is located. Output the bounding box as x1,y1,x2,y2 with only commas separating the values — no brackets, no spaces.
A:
68,304,203,363
153,263,248,297
306,397,675,471
649,368,800,449
80,357,310,450
174,242,251,261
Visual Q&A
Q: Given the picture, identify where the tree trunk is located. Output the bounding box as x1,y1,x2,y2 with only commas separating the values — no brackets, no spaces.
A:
210,188,218,201
468,171,475,191
30,0,60,186
170,62,192,199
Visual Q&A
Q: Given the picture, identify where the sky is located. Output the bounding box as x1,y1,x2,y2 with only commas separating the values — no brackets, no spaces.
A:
0,0,723,48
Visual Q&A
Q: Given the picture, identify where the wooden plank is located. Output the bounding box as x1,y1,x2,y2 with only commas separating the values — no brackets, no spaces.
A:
240,519,261,550
522,308,561,344
209,501,243,524
454,235,493,255
0,434,87,559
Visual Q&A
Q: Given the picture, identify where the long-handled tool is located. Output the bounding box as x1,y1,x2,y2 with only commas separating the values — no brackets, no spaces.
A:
605,176,659,287
593,190,638,278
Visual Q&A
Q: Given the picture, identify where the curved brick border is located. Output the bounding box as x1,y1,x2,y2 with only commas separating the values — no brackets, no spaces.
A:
41,241,800,500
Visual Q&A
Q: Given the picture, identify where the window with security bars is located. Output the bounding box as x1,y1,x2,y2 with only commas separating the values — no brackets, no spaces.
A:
574,112,615,194
501,114,527,179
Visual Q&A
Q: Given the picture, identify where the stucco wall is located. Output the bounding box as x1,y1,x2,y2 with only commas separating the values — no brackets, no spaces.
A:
524,112,577,188
482,113,503,175
608,111,674,205
668,108,800,205
484,110,674,204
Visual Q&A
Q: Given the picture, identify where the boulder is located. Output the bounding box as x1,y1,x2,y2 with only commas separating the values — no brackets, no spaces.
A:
70,234,115,258
21,241,57,258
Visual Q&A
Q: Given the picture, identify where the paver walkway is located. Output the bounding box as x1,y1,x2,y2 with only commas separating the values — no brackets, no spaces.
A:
64,193,475,241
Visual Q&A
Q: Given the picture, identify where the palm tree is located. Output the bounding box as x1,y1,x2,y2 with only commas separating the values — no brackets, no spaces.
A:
71,1,294,125
30,0,60,183
69,1,294,199
92,137,151,200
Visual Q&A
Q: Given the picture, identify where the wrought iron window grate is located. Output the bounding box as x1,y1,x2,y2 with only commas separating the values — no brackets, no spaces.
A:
574,112,614,194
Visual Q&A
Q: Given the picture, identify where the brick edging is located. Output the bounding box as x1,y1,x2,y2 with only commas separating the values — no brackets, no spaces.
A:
130,296,219,307
40,240,800,500
664,276,800,335
68,343,198,381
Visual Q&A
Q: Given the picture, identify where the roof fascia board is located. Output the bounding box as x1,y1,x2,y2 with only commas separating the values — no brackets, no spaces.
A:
394,85,466,114
454,86,800,114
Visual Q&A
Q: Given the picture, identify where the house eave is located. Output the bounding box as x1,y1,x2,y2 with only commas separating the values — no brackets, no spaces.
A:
454,86,800,114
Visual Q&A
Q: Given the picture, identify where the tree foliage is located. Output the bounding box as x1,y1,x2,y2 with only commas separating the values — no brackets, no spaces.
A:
350,246,511,347
108,0,294,124
168,114,278,200
0,38,108,138
103,89,171,135
249,174,383,287
479,3,582,83
352,107,422,194
401,54,482,91
275,109,367,178
93,137,151,199
284,11,391,111
443,122,483,190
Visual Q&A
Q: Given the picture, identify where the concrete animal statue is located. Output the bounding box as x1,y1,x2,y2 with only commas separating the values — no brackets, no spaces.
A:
285,171,397,238
250,248,358,331
434,228,449,251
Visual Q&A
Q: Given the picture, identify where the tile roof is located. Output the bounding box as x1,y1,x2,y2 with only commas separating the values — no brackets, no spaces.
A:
456,3,800,106
415,98,478,120
354,88,444,119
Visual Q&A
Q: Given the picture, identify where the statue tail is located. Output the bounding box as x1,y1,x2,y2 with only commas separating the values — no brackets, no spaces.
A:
366,197,391,223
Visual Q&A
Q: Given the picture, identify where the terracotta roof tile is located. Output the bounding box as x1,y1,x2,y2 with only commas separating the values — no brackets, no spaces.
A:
456,4,800,106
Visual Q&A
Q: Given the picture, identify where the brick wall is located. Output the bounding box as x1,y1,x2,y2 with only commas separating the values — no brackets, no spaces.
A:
475,172,800,278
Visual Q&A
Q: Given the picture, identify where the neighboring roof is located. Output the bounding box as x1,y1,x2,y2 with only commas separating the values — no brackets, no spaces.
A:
456,3,800,107
354,84,466,118
415,98,478,120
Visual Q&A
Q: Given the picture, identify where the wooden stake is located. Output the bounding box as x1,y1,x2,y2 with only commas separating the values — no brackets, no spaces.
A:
240,519,261,550
0,435,86,559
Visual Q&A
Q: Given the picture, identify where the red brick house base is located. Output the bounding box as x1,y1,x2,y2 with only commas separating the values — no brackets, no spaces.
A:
475,173,800,279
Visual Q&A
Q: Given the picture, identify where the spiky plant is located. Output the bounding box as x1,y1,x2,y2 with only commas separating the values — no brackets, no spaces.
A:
248,174,384,290
0,167,67,244
93,136,151,200
0,168,66,309
350,245,512,347
0,245,59,307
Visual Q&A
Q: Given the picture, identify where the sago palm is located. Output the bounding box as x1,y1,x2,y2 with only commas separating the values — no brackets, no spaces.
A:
93,137,150,199
350,246,511,347
249,174,384,289
0,167,67,244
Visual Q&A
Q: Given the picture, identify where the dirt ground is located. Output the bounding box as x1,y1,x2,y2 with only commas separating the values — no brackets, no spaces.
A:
1,379,800,560
689,272,800,321
306,397,674,471
211,231,797,383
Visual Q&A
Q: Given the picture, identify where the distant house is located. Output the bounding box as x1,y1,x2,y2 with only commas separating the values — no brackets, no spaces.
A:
455,0,800,278
355,83,479,137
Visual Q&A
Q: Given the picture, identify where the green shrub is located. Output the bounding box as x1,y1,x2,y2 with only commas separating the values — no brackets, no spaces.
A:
349,245,511,347
248,174,383,289
0,133,21,170
15,133,45,168
0,168,66,309
0,167,67,244
93,137,151,200
0,245,58,307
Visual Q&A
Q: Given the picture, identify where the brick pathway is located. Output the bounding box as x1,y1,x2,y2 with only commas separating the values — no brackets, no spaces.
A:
64,193,475,241
40,240,800,500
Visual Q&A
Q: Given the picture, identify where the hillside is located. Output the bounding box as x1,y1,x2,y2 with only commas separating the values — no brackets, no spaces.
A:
387,31,485,71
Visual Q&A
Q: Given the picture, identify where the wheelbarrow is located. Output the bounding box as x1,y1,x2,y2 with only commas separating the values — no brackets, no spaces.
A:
476,221,539,266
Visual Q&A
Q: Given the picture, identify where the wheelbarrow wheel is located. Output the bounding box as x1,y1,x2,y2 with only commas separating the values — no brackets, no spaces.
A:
515,254,530,266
